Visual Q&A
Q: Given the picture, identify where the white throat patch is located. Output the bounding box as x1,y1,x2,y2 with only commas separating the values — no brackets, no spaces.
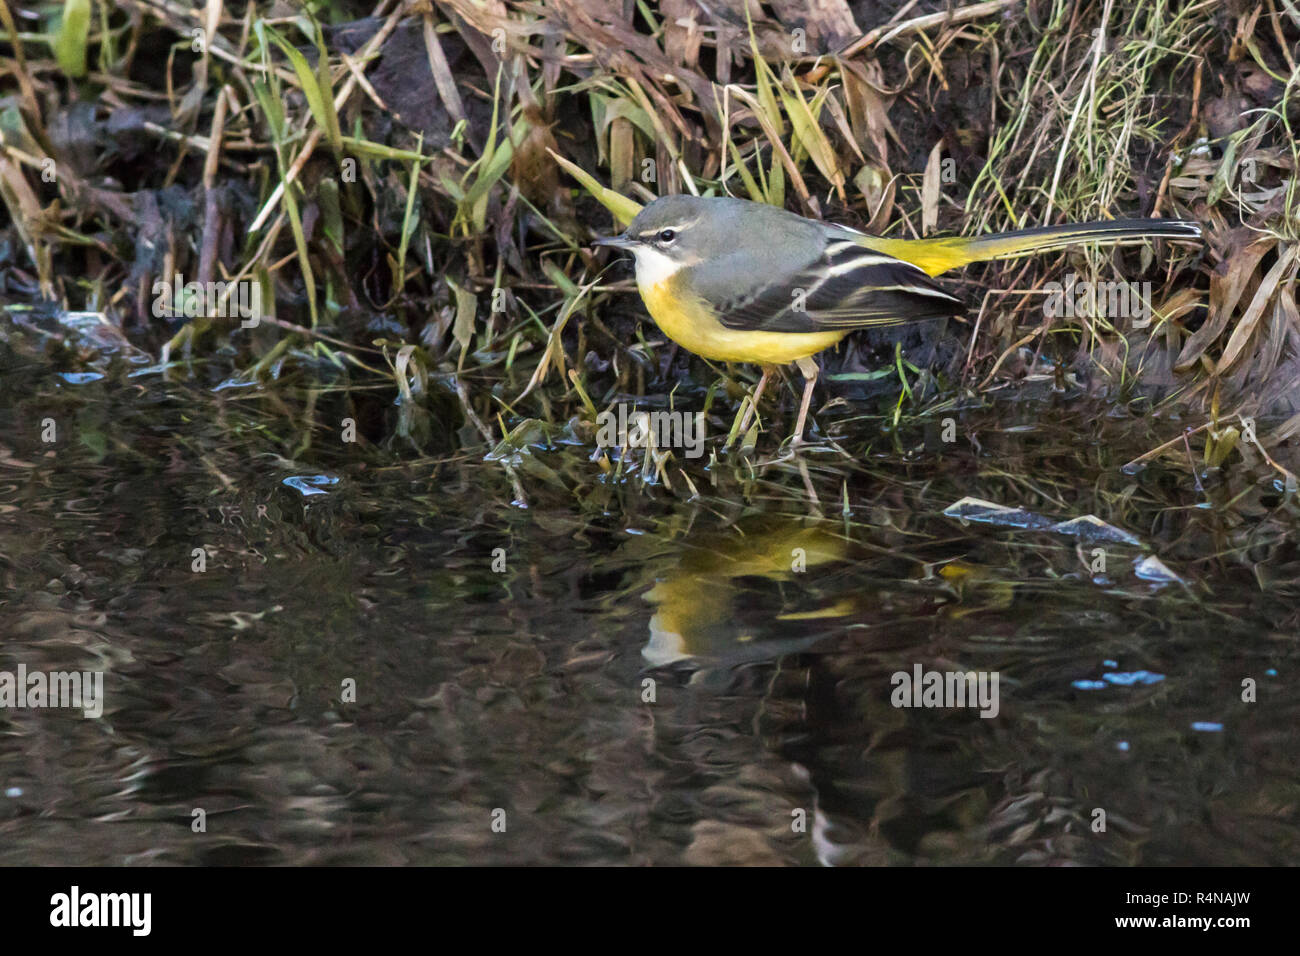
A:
631,245,682,291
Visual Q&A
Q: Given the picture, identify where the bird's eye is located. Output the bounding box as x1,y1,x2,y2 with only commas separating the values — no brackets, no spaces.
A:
657,229,677,244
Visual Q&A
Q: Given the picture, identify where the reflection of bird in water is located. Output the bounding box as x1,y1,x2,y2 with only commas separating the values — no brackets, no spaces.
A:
641,519,857,670
631,517,1025,864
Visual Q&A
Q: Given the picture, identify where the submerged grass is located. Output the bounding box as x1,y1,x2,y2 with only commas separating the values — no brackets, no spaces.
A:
0,0,1298,520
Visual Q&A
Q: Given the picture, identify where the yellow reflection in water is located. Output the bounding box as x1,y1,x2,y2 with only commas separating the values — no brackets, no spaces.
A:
642,519,853,667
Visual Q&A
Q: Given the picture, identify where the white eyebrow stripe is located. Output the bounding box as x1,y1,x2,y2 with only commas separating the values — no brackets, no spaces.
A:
635,214,702,240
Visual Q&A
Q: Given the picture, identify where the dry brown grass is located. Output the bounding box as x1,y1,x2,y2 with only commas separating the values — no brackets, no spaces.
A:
0,0,1297,481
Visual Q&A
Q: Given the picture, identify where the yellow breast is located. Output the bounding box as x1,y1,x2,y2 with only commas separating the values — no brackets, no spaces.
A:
639,274,845,366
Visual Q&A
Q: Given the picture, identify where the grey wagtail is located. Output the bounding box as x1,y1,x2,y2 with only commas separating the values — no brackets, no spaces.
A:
593,195,1201,446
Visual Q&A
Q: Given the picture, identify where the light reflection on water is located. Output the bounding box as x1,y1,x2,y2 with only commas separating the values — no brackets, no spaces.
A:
0,344,1297,865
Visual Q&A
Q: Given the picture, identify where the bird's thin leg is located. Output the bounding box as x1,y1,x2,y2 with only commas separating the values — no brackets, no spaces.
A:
791,356,819,447
733,365,772,442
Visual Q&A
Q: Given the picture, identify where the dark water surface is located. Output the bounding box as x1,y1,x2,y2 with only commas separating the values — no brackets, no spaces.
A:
1,320,1297,865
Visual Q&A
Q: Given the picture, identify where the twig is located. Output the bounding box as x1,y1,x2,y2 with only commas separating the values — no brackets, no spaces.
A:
838,0,1021,58
197,85,229,288
454,376,529,506
1120,421,1212,471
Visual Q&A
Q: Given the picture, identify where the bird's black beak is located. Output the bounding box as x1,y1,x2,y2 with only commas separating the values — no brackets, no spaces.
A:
592,234,636,249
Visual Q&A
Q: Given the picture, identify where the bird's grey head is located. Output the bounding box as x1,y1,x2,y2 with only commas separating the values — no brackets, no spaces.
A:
593,196,709,267
593,195,793,284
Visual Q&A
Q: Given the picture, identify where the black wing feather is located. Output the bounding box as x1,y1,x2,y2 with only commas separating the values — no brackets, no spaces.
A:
713,242,964,334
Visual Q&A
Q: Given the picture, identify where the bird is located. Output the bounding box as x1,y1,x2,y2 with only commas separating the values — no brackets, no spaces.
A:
593,195,1201,448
